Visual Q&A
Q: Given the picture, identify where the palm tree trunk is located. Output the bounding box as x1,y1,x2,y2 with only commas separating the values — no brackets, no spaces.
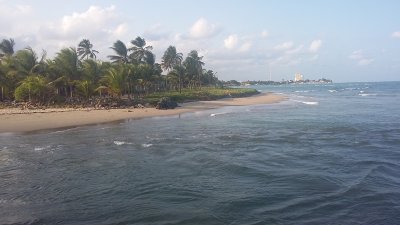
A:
69,85,73,98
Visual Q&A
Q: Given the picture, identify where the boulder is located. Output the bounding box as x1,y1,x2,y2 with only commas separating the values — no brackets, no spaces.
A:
156,97,178,110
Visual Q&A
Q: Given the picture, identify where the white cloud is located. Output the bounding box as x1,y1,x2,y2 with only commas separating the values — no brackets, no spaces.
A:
143,24,171,41
42,5,124,40
224,34,239,49
239,41,252,52
223,34,251,52
309,40,322,52
189,17,220,39
349,50,374,66
309,54,319,61
15,4,32,14
392,31,400,38
274,41,294,51
110,23,128,37
261,30,269,38
285,45,303,55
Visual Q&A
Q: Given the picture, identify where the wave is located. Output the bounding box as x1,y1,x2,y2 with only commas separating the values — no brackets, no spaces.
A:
293,100,319,105
141,143,153,148
34,145,52,151
359,93,377,97
210,112,227,117
113,141,132,146
328,90,337,93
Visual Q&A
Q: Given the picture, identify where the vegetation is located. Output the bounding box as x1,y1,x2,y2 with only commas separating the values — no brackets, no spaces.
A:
0,37,257,107
145,87,259,104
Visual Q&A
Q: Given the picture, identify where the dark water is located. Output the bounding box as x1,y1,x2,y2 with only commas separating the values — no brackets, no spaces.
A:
1,82,400,224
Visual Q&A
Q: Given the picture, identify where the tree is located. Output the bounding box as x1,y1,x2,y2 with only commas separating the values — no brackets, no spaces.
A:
14,75,53,103
77,59,104,98
167,65,186,93
77,39,99,60
102,65,128,98
161,46,183,72
108,40,129,64
52,47,80,98
13,47,47,75
0,38,15,57
129,37,153,64
183,50,204,88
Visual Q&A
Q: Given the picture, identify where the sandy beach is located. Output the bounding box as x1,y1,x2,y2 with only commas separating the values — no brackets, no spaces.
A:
0,93,285,133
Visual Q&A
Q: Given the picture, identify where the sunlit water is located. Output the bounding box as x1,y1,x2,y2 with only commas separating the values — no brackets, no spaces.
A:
1,82,400,224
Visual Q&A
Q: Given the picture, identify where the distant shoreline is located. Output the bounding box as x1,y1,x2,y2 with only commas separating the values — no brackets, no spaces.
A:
0,93,285,133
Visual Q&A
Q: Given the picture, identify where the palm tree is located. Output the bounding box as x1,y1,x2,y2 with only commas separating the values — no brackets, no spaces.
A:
77,59,104,98
13,47,47,75
168,64,186,93
183,50,204,88
161,46,183,72
102,66,128,98
77,39,99,60
108,40,129,64
52,47,80,98
129,36,153,64
0,38,15,57
14,75,52,103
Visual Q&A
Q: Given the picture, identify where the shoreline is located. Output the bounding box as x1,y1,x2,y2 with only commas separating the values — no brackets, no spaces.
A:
0,93,286,133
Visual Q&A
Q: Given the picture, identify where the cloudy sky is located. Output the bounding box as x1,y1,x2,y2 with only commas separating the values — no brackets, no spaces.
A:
1,0,400,82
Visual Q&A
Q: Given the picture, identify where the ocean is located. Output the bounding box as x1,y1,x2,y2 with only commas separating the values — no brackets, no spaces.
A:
1,82,400,225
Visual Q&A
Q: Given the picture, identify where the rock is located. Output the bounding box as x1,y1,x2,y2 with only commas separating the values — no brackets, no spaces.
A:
156,97,178,110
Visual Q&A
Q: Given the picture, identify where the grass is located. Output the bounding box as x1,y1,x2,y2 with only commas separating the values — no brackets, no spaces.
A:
144,87,259,104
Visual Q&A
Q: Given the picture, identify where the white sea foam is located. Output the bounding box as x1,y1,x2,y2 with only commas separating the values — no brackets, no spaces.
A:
34,145,51,151
113,141,126,146
359,93,377,97
293,100,319,105
302,101,319,105
210,112,227,117
142,144,153,148
328,90,337,93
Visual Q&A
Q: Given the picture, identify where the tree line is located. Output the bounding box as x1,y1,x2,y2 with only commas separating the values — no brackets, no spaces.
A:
0,37,220,103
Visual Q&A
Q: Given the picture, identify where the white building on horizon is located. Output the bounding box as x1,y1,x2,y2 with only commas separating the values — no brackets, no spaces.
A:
295,73,303,82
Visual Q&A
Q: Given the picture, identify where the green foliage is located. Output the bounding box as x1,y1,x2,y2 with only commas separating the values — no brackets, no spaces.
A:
0,37,232,105
146,87,259,103
77,39,99,60
14,75,53,102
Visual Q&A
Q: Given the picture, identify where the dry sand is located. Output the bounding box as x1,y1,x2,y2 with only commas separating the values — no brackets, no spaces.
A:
0,93,285,133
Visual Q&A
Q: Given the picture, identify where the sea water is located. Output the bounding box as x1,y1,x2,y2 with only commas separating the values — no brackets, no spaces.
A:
1,82,400,224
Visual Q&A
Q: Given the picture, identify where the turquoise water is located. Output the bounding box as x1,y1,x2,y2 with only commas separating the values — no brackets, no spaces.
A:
1,82,400,224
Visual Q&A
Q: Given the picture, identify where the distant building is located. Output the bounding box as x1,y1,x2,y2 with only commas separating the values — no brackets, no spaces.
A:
295,73,303,82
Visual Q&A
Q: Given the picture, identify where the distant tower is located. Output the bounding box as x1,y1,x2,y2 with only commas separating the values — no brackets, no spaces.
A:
295,72,303,82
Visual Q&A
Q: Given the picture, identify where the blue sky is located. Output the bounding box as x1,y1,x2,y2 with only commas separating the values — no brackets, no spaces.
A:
1,0,400,82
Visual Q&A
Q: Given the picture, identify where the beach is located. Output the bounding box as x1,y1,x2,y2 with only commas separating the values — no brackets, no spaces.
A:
0,92,285,133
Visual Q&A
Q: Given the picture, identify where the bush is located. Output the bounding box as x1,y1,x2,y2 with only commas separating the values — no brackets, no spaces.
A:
14,76,54,103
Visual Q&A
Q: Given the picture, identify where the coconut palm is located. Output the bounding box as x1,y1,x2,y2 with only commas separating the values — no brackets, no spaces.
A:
0,38,15,57
108,40,129,64
183,50,204,88
161,46,183,72
13,47,47,75
52,47,81,98
167,64,186,93
14,75,52,102
77,39,99,60
129,36,153,64
76,59,104,98
102,66,128,98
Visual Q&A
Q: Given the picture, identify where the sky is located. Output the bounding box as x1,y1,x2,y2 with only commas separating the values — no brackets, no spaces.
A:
1,0,400,82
